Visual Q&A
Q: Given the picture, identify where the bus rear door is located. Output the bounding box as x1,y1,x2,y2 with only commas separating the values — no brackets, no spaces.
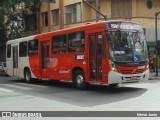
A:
12,46,18,76
41,41,50,79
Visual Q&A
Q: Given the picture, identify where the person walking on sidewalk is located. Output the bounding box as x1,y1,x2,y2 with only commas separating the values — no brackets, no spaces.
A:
148,54,155,72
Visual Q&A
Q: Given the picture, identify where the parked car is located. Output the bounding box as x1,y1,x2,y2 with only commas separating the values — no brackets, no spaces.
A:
0,62,6,76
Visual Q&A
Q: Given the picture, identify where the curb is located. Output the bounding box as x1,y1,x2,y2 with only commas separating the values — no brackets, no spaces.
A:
149,77,160,80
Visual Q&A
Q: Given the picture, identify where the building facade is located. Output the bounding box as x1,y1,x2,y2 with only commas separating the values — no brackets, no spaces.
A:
24,0,160,61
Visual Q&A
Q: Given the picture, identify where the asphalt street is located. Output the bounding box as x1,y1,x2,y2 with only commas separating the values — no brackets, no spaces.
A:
0,75,160,120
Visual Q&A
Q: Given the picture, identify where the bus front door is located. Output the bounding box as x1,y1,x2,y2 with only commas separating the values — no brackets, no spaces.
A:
89,34,104,81
12,46,18,76
41,41,50,78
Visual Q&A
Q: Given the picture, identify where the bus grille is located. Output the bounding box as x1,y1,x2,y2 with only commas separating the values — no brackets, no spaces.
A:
120,70,144,74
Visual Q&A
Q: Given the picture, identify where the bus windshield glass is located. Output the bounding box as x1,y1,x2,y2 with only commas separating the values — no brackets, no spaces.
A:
107,30,148,62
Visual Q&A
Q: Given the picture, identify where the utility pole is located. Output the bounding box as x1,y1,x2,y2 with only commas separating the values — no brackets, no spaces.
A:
155,11,160,76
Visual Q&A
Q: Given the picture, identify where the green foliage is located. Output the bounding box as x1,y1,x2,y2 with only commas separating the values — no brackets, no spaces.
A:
0,3,7,45
0,0,39,43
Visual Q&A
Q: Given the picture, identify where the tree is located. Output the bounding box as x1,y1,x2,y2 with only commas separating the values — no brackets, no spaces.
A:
0,0,23,41
0,3,7,45
0,0,39,44
22,0,40,34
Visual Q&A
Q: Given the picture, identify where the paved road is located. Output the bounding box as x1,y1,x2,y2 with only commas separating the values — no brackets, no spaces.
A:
0,76,160,120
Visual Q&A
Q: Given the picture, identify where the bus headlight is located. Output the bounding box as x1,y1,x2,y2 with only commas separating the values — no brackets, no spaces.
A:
109,60,117,72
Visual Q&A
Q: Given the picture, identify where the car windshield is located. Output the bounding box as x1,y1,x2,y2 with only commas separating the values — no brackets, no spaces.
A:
107,30,148,62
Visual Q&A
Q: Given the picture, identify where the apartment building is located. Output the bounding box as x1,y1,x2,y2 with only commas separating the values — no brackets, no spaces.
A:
24,0,160,55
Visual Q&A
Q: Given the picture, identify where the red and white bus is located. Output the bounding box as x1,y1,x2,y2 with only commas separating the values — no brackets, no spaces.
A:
6,20,149,89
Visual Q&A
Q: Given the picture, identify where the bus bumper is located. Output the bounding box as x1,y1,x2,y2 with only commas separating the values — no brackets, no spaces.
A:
108,69,149,84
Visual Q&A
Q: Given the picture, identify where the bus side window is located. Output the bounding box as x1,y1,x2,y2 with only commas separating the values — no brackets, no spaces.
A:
7,44,11,58
52,34,67,54
68,31,85,53
28,40,38,56
19,41,27,57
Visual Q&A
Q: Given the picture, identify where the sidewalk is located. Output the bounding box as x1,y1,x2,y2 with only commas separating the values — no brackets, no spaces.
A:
149,71,160,80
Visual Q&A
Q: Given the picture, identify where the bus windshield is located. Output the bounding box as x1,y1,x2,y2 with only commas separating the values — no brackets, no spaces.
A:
107,30,148,62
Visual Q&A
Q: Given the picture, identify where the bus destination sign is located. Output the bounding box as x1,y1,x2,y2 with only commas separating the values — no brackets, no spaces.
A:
107,22,143,30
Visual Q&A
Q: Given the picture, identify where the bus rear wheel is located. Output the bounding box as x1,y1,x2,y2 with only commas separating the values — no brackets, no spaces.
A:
24,69,32,83
73,70,87,89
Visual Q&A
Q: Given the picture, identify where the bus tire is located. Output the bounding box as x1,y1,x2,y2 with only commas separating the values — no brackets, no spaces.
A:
24,69,32,83
73,70,87,89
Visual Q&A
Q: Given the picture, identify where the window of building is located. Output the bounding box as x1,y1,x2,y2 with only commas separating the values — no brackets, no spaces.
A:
7,44,11,58
52,35,67,54
65,3,82,24
19,41,27,57
52,9,59,25
68,31,85,52
111,0,132,18
28,40,38,56
42,12,48,27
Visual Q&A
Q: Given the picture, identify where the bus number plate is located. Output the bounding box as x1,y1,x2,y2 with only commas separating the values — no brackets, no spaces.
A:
131,76,138,80
76,55,84,60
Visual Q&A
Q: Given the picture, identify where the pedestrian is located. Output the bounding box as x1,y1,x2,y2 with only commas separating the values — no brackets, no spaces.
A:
148,54,155,72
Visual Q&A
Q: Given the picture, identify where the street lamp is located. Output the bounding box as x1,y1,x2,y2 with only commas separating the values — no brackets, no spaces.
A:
155,11,160,76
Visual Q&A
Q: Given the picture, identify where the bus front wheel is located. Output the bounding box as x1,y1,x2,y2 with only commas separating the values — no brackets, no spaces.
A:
24,69,32,83
73,70,87,89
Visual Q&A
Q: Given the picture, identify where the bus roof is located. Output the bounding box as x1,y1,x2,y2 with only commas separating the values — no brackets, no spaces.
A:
35,20,142,39
35,21,106,39
7,35,36,44
106,20,142,25
7,20,142,44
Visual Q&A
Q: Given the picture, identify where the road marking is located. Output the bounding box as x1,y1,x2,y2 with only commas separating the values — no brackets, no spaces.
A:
15,83,47,88
0,84,32,90
0,87,14,92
